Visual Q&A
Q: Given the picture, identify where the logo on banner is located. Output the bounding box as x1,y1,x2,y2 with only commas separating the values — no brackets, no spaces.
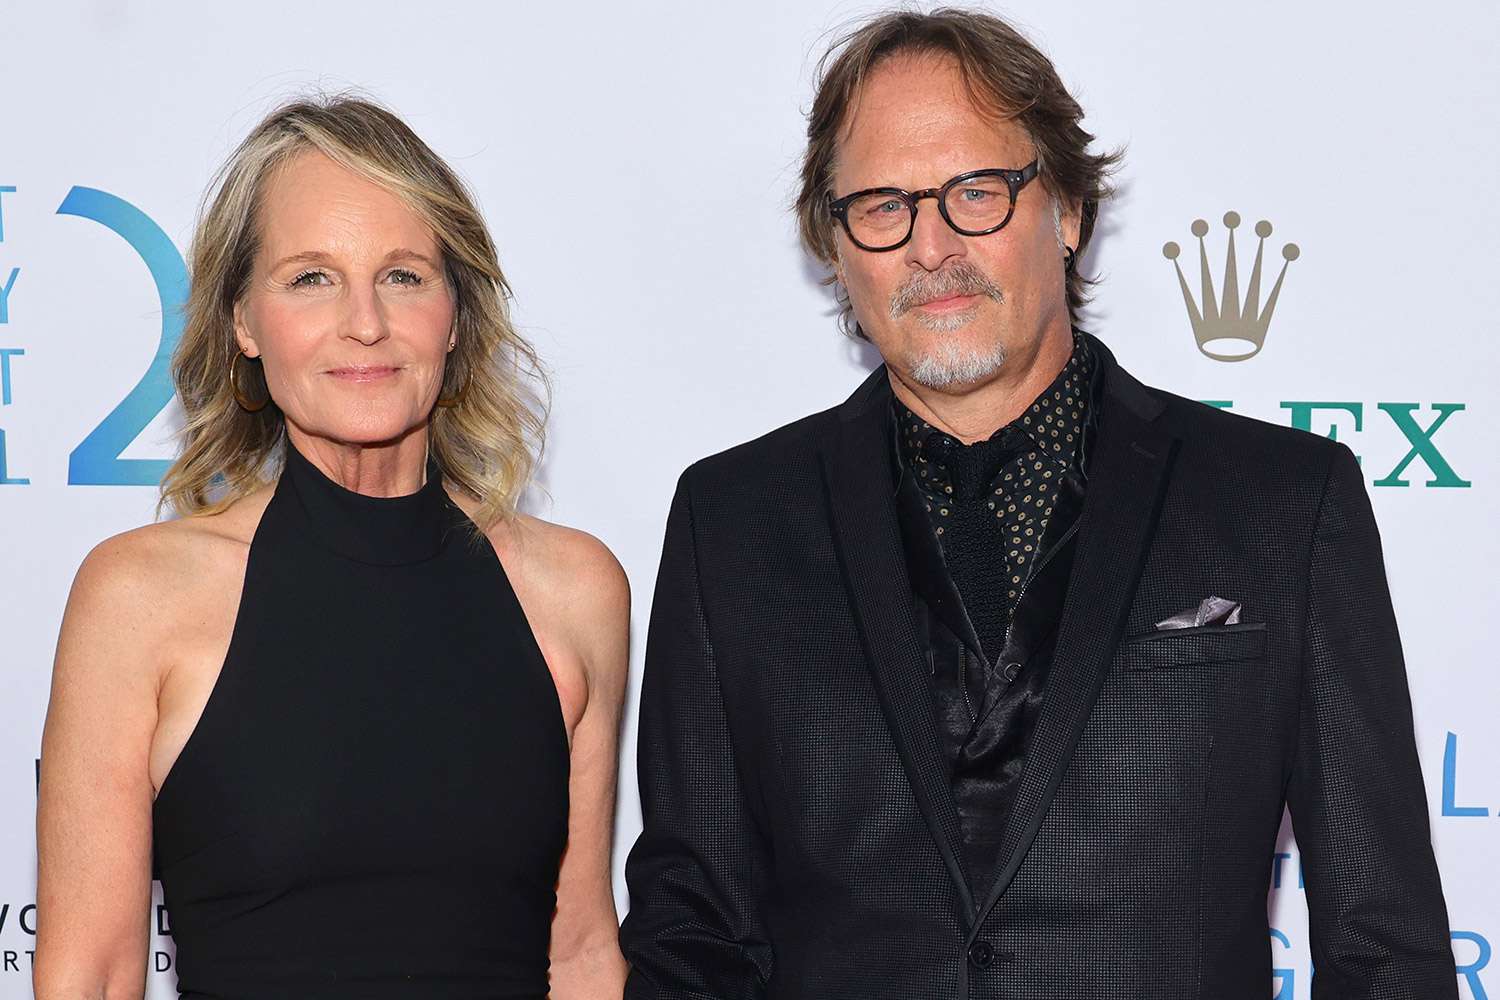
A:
0,185,25,485
1162,211,1298,362
1444,731,1495,819
0,902,37,974
0,900,170,976
0,183,186,489
1163,208,1470,487
1270,928,1490,998
1455,931,1494,1000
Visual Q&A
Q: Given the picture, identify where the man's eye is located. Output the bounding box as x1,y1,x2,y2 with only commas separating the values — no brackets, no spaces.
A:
290,270,329,287
865,199,905,216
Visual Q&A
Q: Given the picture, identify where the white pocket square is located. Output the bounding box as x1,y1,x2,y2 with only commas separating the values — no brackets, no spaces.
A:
1155,595,1242,630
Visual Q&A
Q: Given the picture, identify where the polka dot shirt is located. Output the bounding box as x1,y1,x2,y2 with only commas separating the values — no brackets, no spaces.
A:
893,333,1095,659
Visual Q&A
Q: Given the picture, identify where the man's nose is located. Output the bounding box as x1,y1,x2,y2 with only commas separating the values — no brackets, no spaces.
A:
904,197,966,272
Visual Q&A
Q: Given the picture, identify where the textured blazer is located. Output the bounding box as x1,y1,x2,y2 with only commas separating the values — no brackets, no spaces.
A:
621,334,1455,999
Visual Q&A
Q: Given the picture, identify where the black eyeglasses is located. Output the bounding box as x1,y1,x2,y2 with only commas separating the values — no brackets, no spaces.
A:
827,161,1040,252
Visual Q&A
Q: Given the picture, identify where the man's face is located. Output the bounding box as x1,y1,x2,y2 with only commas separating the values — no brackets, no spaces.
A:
830,53,1079,392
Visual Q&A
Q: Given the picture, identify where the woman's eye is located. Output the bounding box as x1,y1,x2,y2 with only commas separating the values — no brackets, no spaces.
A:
388,269,423,286
289,270,329,287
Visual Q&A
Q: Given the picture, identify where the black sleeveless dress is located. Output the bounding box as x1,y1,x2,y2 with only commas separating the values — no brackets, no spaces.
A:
152,444,570,998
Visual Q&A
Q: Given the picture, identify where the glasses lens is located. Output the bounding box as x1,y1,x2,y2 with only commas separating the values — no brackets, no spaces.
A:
844,193,911,249
943,175,1013,233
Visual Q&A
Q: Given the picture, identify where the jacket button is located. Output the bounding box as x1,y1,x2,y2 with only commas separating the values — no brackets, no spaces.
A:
1002,661,1022,682
967,940,994,969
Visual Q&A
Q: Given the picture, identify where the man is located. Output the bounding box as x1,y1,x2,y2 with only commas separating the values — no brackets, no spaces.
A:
621,9,1455,998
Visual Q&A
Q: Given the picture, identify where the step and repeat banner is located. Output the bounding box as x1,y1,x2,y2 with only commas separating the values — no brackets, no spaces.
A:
0,1,1495,996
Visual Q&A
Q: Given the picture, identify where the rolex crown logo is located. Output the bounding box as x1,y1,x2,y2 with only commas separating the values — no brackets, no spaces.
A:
1163,211,1299,362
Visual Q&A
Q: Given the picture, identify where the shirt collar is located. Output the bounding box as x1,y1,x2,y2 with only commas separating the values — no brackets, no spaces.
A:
892,330,1095,501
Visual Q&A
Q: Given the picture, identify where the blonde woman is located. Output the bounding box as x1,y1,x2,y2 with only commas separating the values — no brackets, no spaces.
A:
34,98,628,998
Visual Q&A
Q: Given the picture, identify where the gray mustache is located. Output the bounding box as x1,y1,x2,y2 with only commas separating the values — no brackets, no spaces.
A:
889,263,1004,319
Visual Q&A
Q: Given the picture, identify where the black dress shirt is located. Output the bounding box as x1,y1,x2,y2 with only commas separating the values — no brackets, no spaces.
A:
891,331,1100,891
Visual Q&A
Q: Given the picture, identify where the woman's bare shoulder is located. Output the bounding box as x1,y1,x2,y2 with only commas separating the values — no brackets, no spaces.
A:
488,513,628,615
68,489,274,627
466,508,629,690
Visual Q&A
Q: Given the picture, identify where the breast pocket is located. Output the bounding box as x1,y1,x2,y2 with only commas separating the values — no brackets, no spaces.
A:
1112,621,1268,671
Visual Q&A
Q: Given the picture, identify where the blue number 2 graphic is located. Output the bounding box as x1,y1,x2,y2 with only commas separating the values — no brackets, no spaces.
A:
58,187,187,486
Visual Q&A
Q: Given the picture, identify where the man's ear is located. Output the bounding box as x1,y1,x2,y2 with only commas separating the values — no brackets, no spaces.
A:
830,238,848,288
1058,195,1084,252
233,300,259,359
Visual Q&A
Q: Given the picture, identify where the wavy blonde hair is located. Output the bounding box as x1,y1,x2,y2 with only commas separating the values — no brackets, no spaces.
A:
161,95,546,527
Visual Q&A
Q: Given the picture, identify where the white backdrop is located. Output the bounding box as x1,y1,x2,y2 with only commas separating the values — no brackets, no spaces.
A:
0,2,1495,996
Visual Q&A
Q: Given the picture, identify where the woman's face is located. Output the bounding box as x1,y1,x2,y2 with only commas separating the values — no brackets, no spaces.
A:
235,150,456,449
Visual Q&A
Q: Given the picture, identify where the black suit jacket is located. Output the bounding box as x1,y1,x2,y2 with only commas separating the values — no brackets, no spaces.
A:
621,335,1454,999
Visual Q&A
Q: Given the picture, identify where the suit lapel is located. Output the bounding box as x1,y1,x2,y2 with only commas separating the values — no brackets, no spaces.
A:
975,343,1179,921
821,367,978,920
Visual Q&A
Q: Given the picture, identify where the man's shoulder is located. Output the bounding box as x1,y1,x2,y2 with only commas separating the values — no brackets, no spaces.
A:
1149,382,1329,448
1138,379,1344,482
1093,336,1336,472
677,400,845,496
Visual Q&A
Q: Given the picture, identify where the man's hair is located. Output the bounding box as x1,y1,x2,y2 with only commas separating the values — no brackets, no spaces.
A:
795,7,1123,334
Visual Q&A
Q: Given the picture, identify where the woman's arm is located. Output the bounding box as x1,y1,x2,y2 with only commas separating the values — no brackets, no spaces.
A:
34,532,166,999
523,524,631,999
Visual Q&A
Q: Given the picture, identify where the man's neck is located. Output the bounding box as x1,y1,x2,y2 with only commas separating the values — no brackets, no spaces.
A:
888,327,1075,444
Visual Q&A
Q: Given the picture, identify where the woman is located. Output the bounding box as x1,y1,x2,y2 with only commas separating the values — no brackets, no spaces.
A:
34,98,628,998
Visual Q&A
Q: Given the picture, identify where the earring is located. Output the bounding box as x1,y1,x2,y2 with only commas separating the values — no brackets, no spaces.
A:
1063,245,1077,273
435,365,471,409
229,352,270,412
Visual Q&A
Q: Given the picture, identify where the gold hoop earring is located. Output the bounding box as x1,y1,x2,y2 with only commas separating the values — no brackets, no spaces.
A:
435,367,472,409
229,352,270,412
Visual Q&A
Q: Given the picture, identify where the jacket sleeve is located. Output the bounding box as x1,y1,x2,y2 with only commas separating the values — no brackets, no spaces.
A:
1286,442,1456,999
621,473,774,999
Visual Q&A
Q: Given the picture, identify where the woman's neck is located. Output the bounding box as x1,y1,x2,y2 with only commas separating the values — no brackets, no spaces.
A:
284,425,431,498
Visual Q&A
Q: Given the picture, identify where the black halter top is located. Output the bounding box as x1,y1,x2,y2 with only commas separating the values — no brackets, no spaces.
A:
151,443,569,998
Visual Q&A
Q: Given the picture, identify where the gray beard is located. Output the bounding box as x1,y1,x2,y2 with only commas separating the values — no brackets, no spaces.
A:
886,259,1010,388
906,336,1009,389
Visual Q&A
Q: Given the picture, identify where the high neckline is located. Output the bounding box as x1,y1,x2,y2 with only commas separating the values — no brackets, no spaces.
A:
280,442,452,566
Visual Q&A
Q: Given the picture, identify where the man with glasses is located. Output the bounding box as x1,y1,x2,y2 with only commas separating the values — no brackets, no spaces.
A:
622,9,1454,999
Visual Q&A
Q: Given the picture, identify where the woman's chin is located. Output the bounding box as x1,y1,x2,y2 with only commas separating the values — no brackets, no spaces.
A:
290,415,430,450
